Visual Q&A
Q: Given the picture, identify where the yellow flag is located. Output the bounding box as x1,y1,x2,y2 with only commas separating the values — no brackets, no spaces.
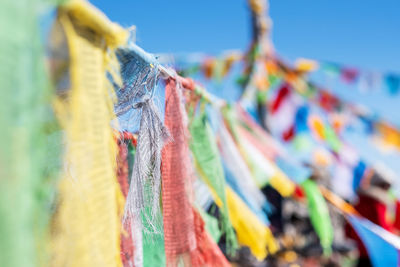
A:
226,187,279,260
51,1,127,266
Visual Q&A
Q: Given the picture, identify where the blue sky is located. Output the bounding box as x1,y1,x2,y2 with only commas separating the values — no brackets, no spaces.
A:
92,0,400,72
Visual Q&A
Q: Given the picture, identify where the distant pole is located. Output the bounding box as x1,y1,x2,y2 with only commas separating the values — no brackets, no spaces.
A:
248,0,273,54
245,0,273,131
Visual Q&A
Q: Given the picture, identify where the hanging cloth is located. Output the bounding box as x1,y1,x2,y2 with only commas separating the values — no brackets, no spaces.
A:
120,138,166,267
223,105,295,196
163,78,230,266
218,107,268,204
113,41,170,267
189,110,238,253
226,187,279,260
195,109,277,260
198,207,222,243
123,80,169,267
190,207,231,267
301,179,334,255
223,163,270,225
51,1,127,266
162,78,197,266
236,105,310,184
142,205,166,267
216,115,270,222
0,0,61,266
117,140,135,266
222,105,270,186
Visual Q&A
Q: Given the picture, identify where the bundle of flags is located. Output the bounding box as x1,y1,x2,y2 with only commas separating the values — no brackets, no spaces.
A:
2,1,400,267
175,50,400,154
177,51,400,96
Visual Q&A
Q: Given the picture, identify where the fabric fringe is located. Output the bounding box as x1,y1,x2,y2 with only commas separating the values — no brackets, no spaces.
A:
124,98,169,226
113,42,169,267
123,93,169,267
142,204,166,267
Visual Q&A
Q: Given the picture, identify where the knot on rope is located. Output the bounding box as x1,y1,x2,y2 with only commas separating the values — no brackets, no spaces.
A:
133,95,151,109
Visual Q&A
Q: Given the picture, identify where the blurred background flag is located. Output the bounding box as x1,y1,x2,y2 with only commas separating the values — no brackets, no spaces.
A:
347,215,400,267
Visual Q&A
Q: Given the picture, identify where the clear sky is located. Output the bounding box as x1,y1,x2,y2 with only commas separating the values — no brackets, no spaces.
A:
91,0,400,72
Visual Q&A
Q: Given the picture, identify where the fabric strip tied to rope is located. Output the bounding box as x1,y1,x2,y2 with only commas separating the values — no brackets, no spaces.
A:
162,78,197,266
